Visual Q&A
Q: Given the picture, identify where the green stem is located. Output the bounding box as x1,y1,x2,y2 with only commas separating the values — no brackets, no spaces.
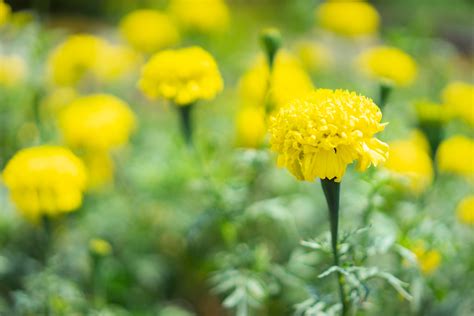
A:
321,178,348,316
177,103,194,146
378,83,392,110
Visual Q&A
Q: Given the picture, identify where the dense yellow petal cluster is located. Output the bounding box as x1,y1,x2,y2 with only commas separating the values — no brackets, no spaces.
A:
238,52,314,111
2,146,87,221
441,81,474,126
119,10,179,54
384,139,433,194
315,0,379,37
139,46,223,105
358,46,417,86
436,135,474,178
269,89,388,182
0,0,10,26
457,195,474,225
0,54,26,87
235,107,266,148
169,0,230,33
410,241,441,275
59,94,136,150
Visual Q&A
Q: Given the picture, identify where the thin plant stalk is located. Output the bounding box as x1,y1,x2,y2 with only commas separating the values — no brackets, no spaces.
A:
378,83,392,110
176,103,194,146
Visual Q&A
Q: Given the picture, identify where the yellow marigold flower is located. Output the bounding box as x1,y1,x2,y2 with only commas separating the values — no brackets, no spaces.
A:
139,46,223,105
437,135,474,178
384,139,433,194
414,100,451,123
59,94,136,150
47,34,106,86
238,52,313,111
0,0,11,26
94,43,141,82
441,81,474,126
169,0,230,33
410,241,441,275
357,46,417,86
0,54,26,87
315,0,379,37
89,238,112,256
457,195,474,225
2,146,87,221
295,40,333,72
119,10,179,54
235,107,266,148
269,89,388,182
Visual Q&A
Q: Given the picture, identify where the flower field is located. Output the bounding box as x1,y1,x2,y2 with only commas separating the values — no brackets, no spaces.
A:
0,0,473,315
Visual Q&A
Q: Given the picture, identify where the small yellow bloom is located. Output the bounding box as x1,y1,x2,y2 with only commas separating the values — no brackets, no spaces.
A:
59,94,136,150
0,54,26,87
0,0,11,26
295,41,333,72
436,135,474,179
441,81,474,126
119,10,179,54
414,100,451,124
89,238,112,256
315,0,379,37
358,46,417,86
235,107,266,148
139,46,223,105
269,89,388,182
2,146,87,221
384,139,434,194
410,242,441,275
169,0,230,34
457,195,474,225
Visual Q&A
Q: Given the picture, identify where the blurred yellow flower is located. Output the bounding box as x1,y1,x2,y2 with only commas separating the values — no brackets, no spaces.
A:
457,195,474,225
235,107,266,148
139,46,223,105
0,54,27,87
358,46,417,86
410,242,441,275
119,10,179,54
414,100,451,123
82,150,114,190
59,94,136,150
94,43,141,82
269,89,388,182
437,135,474,178
2,146,87,221
0,0,11,26
239,51,313,111
295,40,333,72
441,81,474,126
315,0,379,37
89,238,112,256
169,0,230,33
384,139,434,194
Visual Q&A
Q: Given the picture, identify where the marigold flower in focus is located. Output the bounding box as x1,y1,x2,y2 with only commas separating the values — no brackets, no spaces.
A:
410,241,441,275
139,46,223,105
89,238,112,256
169,0,230,34
59,94,136,150
384,139,433,194
441,81,474,126
119,10,179,54
269,89,388,182
436,135,474,179
457,195,474,225
358,46,417,86
2,146,87,221
235,107,266,148
0,54,26,87
0,0,11,26
315,0,379,37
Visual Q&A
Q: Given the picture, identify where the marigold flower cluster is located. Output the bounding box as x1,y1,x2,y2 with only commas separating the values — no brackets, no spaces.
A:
436,135,474,179
2,146,87,221
358,46,418,86
169,0,230,33
269,89,388,182
0,54,26,87
441,81,474,126
139,46,223,105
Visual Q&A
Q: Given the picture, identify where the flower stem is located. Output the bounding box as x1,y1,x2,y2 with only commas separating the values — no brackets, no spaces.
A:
321,178,348,316
378,83,392,110
177,103,194,146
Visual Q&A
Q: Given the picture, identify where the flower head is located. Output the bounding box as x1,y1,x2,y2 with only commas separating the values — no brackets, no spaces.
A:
2,146,87,221
59,94,136,150
357,46,417,86
235,107,266,148
269,89,388,182
0,54,26,87
436,135,474,178
315,0,379,37
139,46,223,105
441,81,474,126
119,10,179,54
457,196,474,225
384,139,433,194
0,0,11,26
169,0,230,33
